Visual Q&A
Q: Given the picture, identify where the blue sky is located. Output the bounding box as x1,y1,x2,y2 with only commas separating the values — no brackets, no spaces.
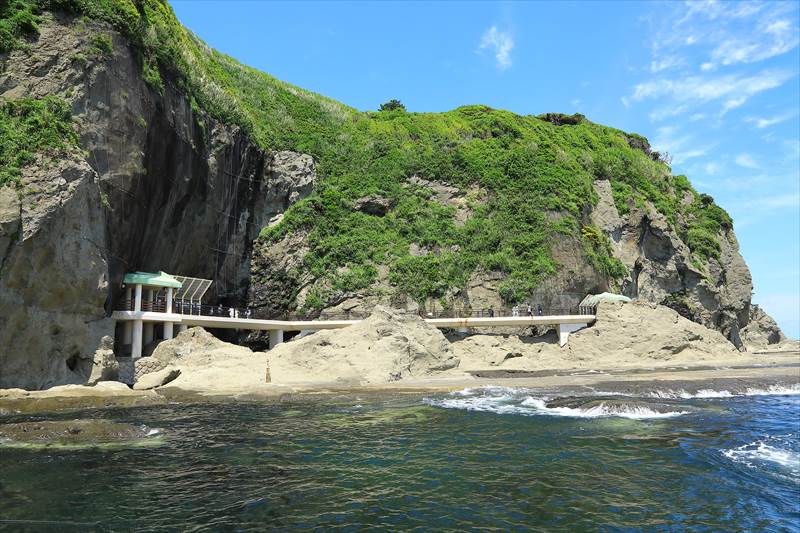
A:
172,0,800,338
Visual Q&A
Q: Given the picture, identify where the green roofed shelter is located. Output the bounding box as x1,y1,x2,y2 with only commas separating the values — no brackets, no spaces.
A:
123,271,182,289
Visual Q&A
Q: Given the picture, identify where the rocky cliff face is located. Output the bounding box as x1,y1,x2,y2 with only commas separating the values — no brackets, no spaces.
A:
0,15,314,389
247,175,766,349
589,179,753,347
0,9,787,390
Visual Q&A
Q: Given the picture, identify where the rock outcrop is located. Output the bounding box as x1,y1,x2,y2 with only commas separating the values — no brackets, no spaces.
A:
453,301,744,371
0,15,314,388
267,306,459,385
87,336,119,385
590,179,754,348
132,366,180,390
149,327,269,393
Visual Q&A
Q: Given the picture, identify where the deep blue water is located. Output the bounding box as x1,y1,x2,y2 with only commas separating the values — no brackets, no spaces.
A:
1,387,798,532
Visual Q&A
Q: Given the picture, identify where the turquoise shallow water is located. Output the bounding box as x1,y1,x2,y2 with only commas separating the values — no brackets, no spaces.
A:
0,388,798,532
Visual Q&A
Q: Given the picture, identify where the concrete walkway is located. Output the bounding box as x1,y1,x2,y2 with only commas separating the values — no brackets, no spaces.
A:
112,310,596,350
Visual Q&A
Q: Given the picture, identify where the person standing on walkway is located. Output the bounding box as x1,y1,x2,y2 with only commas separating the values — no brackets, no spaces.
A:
527,303,533,317
488,306,495,318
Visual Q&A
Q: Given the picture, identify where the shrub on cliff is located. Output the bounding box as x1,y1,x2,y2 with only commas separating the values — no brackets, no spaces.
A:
0,0,734,308
0,96,78,187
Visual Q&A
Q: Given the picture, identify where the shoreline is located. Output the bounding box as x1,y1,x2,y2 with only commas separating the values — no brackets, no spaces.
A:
1,353,798,414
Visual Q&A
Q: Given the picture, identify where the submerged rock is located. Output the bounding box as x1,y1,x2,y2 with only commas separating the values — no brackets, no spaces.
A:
0,419,157,447
544,396,684,416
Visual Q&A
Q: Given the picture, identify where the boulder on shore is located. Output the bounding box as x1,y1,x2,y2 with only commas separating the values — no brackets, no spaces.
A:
86,336,119,385
267,306,459,385
149,328,269,393
133,367,180,390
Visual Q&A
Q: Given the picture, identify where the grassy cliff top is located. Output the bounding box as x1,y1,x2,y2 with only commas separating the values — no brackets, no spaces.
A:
1,0,733,308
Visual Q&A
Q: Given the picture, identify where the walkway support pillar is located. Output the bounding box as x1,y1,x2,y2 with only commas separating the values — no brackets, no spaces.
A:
558,324,568,347
132,319,143,359
144,322,154,345
269,330,284,349
163,287,174,340
134,284,142,312
123,321,133,345
558,323,588,347
178,324,188,333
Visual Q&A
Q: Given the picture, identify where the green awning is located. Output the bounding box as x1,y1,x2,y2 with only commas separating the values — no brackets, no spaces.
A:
122,271,183,289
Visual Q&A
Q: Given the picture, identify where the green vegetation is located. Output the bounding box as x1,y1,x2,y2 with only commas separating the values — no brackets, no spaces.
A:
0,0,734,306
581,225,627,281
379,99,405,112
88,32,112,55
0,96,78,187
0,0,40,52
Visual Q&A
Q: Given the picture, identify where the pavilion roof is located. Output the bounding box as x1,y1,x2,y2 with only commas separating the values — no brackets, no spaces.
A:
123,271,183,289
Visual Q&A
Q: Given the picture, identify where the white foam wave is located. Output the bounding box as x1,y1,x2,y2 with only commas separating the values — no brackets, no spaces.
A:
425,389,687,419
723,440,800,476
646,383,800,399
146,428,161,436
743,384,800,396
521,397,687,420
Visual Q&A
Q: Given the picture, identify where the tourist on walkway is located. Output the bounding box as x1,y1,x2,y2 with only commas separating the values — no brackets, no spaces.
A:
537,304,543,316
527,303,532,316
488,306,495,318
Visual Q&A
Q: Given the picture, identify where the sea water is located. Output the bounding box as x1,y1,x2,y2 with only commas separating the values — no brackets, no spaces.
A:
0,388,798,531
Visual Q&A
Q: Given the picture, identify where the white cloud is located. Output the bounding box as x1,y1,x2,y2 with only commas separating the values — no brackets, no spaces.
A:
479,26,514,70
650,55,684,73
734,153,758,168
742,191,800,209
629,70,793,116
745,111,797,128
651,126,713,164
704,162,721,175
752,292,799,340
710,16,800,66
782,139,800,159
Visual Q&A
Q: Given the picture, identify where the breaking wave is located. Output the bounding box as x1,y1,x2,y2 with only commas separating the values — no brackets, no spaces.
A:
646,383,800,400
723,438,800,479
424,387,688,420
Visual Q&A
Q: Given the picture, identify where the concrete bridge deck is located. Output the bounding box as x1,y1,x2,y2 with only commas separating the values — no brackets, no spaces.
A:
112,310,596,350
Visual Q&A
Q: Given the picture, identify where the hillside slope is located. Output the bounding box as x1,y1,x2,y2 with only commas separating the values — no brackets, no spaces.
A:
0,0,786,388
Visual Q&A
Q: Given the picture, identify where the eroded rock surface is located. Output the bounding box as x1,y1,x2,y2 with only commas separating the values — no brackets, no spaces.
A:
0,15,314,389
268,306,459,385
150,327,269,393
452,301,746,371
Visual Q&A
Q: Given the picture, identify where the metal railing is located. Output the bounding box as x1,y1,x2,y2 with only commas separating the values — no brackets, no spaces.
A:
115,299,596,322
